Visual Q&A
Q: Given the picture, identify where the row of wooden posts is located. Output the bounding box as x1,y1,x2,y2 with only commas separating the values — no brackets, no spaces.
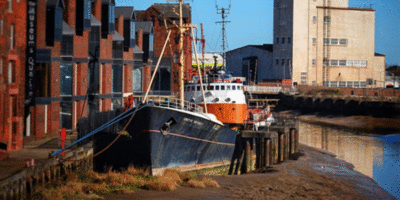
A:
228,123,299,175
0,148,93,200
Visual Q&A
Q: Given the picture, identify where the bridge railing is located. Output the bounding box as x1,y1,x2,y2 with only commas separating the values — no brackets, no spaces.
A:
244,86,283,94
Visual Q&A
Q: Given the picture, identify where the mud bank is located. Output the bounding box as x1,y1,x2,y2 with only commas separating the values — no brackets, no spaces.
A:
298,115,400,134
102,145,396,200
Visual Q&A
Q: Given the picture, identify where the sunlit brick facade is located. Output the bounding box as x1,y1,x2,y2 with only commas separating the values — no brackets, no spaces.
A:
0,0,27,151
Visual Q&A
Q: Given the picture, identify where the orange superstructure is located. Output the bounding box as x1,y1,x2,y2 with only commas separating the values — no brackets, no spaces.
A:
199,103,247,124
185,70,248,126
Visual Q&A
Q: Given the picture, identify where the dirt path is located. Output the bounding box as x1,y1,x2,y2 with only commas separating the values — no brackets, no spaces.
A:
102,146,396,200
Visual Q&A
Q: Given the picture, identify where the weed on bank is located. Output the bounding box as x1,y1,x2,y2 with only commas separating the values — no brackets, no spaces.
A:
32,166,219,200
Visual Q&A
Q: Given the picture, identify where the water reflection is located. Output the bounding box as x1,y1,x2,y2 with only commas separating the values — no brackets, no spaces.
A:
298,122,400,199
299,122,384,177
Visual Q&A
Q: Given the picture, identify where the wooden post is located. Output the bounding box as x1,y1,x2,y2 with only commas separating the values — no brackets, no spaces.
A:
255,139,259,169
236,148,245,175
20,180,26,200
261,138,265,167
290,129,295,154
265,139,270,167
273,136,278,164
245,139,251,173
229,135,242,175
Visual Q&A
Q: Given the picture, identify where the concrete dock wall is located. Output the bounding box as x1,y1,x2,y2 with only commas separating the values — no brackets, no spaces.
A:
280,94,400,117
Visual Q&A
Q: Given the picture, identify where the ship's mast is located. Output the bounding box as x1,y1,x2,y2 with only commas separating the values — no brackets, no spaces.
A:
179,0,184,108
215,0,231,68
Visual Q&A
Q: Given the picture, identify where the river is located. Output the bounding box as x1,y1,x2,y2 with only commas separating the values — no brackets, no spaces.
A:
298,121,400,199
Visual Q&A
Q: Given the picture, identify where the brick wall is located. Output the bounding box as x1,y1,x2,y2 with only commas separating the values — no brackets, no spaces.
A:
0,0,27,151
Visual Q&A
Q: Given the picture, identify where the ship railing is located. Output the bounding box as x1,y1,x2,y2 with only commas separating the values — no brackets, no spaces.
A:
138,96,204,113
244,86,283,94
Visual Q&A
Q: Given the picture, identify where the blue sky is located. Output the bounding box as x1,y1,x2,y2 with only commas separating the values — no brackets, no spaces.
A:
117,0,399,65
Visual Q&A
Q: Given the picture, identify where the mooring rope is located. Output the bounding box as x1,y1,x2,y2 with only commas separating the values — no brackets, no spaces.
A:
52,105,148,161
147,130,235,146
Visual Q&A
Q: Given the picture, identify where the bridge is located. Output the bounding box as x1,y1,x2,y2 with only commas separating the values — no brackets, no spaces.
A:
243,85,298,95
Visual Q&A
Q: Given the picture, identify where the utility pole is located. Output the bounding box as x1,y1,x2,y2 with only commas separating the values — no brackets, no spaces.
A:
215,0,231,68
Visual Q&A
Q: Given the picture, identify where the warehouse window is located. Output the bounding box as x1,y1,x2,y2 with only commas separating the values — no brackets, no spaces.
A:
312,38,316,45
10,24,14,49
0,20,3,35
8,0,12,12
60,101,72,130
76,0,92,35
46,5,63,46
340,39,347,45
281,59,285,66
8,62,15,83
313,16,317,24
330,60,338,66
112,64,122,93
347,81,353,88
276,59,279,65
60,63,73,96
339,81,346,87
331,38,338,45
276,37,279,44
361,82,367,88
324,38,329,45
339,60,346,66
112,41,123,59
101,1,115,38
312,59,316,66
301,72,307,85
324,16,330,23
282,37,285,44
287,37,291,44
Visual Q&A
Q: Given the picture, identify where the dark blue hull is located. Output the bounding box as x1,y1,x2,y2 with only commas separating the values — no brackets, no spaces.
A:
94,106,237,175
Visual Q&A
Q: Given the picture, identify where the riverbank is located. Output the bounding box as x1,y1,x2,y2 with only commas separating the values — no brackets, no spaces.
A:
298,114,400,134
102,145,396,200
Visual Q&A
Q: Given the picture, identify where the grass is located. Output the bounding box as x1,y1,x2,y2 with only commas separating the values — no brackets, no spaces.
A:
32,166,220,200
188,165,230,176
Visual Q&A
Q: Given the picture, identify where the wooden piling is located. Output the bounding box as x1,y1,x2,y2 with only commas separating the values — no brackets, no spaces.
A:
260,138,265,167
265,139,270,167
245,139,251,173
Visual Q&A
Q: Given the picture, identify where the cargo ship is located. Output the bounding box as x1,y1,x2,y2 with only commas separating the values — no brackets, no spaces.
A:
91,0,238,175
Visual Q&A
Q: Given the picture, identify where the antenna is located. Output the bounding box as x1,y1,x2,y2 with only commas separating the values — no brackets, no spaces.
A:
215,0,231,68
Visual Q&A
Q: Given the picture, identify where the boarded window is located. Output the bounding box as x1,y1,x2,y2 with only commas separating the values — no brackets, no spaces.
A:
112,64,123,93
61,35,74,56
35,63,51,97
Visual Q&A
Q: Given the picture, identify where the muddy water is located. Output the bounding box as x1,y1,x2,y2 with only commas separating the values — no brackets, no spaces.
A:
298,122,400,199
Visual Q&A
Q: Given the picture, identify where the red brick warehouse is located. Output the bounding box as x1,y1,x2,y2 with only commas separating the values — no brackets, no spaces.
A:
23,0,137,146
0,0,27,151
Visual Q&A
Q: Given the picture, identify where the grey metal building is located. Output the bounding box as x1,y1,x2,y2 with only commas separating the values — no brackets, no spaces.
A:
226,44,274,84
